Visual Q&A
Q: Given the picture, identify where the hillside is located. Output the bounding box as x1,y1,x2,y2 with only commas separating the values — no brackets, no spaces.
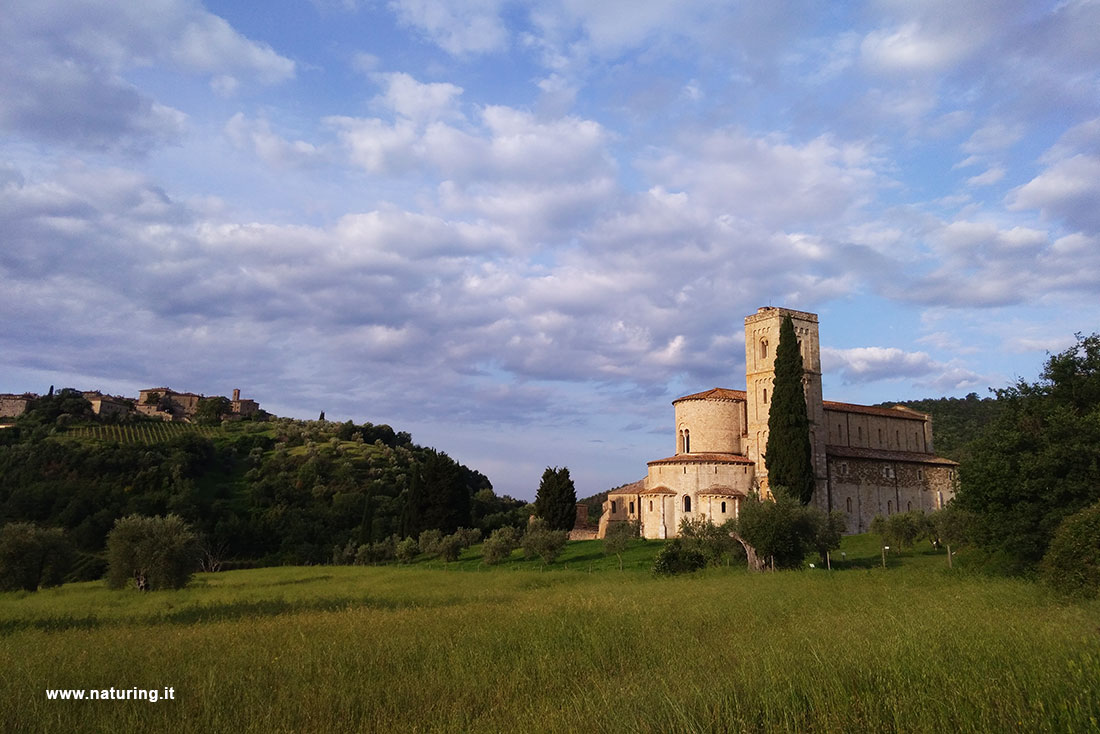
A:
0,390,527,571
877,392,1003,463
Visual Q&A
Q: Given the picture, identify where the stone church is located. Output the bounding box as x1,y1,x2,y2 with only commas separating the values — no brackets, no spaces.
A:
598,306,958,539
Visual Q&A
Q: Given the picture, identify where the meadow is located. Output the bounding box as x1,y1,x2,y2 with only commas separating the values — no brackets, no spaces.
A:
2,538,1098,733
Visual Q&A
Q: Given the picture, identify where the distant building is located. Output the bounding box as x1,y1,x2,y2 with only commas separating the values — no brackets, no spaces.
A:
0,393,35,419
82,391,133,419
136,387,260,422
599,307,958,538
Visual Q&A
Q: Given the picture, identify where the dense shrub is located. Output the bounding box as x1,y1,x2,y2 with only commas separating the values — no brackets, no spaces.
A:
678,517,742,567
0,522,74,591
453,527,482,548
437,534,463,562
521,519,567,564
418,529,443,557
106,514,199,591
653,539,706,575
736,493,814,570
1041,502,1100,598
395,537,419,563
482,526,520,565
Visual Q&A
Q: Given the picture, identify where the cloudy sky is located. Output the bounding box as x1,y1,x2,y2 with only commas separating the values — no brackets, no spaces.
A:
2,1,1098,500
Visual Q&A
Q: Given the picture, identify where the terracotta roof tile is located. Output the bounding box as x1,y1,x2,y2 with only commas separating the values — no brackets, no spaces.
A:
823,401,929,421
673,387,747,404
648,452,755,466
697,485,746,497
825,445,958,466
639,485,677,495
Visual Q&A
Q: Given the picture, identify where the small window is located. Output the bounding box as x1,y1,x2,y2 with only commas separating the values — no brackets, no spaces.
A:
887,500,893,514
917,469,923,481
877,428,882,443
760,339,768,359
895,430,900,446
683,495,691,513
611,500,617,513
846,497,852,513
763,387,768,404
907,501,912,512
629,501,635,514
649,501,653,511
721,501,727,513
857,426,863,441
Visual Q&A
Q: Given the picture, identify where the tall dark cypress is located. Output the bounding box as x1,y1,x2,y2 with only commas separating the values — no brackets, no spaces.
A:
766,314,815,504
534,466,577,531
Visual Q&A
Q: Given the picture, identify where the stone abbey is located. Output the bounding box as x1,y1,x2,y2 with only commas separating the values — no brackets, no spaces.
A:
599,307,958,538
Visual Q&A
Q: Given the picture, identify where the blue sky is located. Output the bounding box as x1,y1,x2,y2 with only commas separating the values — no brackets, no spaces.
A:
2,0,1098,500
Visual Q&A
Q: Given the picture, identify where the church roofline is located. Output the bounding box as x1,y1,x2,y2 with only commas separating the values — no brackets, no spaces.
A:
825,445,958,465
672,387,747,404
697,485,746,498
648,452,755,466
823,401,930,421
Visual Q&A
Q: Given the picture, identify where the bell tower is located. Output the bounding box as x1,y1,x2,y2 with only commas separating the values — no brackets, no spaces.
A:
744,307,828,506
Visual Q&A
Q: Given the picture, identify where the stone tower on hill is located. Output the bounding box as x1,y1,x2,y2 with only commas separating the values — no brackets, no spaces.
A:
598,306,958,538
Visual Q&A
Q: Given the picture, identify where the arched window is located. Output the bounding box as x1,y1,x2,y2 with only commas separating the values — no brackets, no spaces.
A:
684,429,690,453
721,501,727,514
611,500,617,513
846,497,852,513
649,501,653,511
763,388,768,404
683,495,691,513
760,339,768,359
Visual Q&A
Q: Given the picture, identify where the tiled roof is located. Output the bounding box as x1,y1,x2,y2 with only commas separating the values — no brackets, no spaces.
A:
825,445,958,466
648,452,755,466
823,401,929,421
639,485,677,495
698,485,746,497
673,387,747,403
607,479,645,497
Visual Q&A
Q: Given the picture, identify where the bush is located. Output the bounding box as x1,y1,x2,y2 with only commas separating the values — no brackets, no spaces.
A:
1041,503,1100,598
453,527,482,548
437,534,463,562
737,493,814,570
418,529,444,557
0,523,74,591
106,514,199,591
603,520,638,570
521,519,568,564
653,539,706,575
332,539,357,565
482,527,520,565
678,517,742,567
395,537,419,563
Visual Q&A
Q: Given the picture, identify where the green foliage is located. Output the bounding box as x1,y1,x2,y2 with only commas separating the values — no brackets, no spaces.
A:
453,527,482,548
736,492,815,569
194,396,231,426
106,514,199,591
602,520,638,569
394,537,419,564
1041,502,1100,598
534,466,577,531
677,517,742,567
0,523,74,591
520,518,568,563
870,511,930,551
418,529,444,557
652,538,706,575
16,388,94,430
766,315,815,504
956,332,1100,573
437,534,463,563
807,510,847,565
881,393,1004,463
481,526,520,565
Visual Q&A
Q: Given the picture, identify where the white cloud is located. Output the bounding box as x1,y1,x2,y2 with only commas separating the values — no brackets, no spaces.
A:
388,0,509,55
372,72,463,122
224,114,323,168
1009,154,1100,233
860,23,972,73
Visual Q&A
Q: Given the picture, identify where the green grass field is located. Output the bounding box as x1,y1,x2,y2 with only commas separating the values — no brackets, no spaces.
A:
2,537,1098,733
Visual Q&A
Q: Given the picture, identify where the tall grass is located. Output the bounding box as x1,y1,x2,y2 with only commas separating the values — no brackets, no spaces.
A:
2,561,1098,732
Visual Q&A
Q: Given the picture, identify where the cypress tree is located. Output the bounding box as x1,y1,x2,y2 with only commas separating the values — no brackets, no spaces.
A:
534,466,577,531
766,314,815,504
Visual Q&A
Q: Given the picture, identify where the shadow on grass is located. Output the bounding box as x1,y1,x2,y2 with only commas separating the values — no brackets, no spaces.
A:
0,594,461,636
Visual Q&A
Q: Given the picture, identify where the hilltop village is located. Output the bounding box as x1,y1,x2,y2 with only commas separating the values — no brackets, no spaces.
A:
0,387,261,423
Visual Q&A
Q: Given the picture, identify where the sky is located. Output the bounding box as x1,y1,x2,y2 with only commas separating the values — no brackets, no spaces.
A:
2,0,1099,501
